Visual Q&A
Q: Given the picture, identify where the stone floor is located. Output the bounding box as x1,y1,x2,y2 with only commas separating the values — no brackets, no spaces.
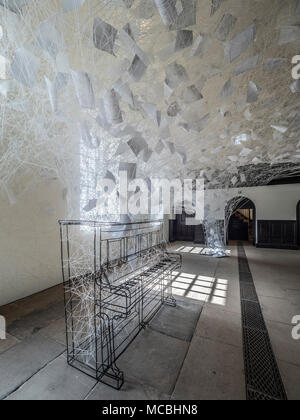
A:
0,242,299,400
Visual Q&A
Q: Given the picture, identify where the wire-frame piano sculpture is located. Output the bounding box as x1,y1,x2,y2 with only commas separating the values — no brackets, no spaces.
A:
59,219,182,390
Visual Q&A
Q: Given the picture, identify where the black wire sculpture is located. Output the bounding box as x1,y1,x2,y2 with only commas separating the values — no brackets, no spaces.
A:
59,219,181,389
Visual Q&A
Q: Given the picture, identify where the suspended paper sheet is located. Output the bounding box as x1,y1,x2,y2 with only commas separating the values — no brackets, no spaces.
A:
182,85,202,103
221,79,234,99
123,0,135,8
247,81,259,103
169,0,197,31
45,77,58,113
154,0,178,25
234,55,259,75
96,99,111,131
83,199,97,212
224,23,256,63
79,121,100,149
165,61,188,89
279,26,300,45
115,142,131,156
155,140,165,154
175,30,193,51
93,17,117,55
128,55,147,82
190,113,210,133
11,48,40,88
167,101,180,117
54,72,70,92
191,34,210,57
127,136,148,156
36,18,64,59
290,80,300,93
62,0,85,13
71,71,95,109
143,148,153,162
103,88,123,124
0,0,27,14
263,58,287,72
119,162,137,180
119,29,150,66
176,146,187,164
215,13,237,42
210,0,226,16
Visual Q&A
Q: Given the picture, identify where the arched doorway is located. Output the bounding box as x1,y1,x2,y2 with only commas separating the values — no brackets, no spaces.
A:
297,201,300,247
225,197,256,245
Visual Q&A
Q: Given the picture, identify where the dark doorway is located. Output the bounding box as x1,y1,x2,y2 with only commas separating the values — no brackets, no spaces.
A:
171,210,195,242
297,201,300,246
226,197,256,245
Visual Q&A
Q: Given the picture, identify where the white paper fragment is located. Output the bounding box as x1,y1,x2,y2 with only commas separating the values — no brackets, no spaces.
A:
45,77,58,113
279,26,300,45
240,147,252,157
231,176,238,186
176,146,187,164
123,0,135,8
0,0,27,14
155,140,165,154
113,79,134,107
175,30,193,51
83,199,97,212
128,55,147,82
11,48,40,88
103,89,123,125
36,18,64,59
263,58,287,72
215,14,237,42
252,157,262,165
79,121,100,149
191,34,210,57
119,162,137,180
271,125,288,133
62,0,85,13
190,113,210,132
143,148,153,162
290,80,300,93
182,85,202,103
224,23,256,63
221,79,234,99
115,142,130,156
96,99,111,131
165,61,188,89
247,81,259,103
93,17,117,55
164,82,173,98
127,136,148,156
54,72,69,92
134,0,155,19
228,155,238,162
234,55,259,75
154,0,178,25
169,0,196,30
159,118,171,139
167,101,180,117
0,80,17,97
119,29,150,66
210,0,226,16
240,173,246,183
71,71,95,109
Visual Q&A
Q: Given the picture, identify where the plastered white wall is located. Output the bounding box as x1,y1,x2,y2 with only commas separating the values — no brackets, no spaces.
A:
206,184,300,221
0,180,67,307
